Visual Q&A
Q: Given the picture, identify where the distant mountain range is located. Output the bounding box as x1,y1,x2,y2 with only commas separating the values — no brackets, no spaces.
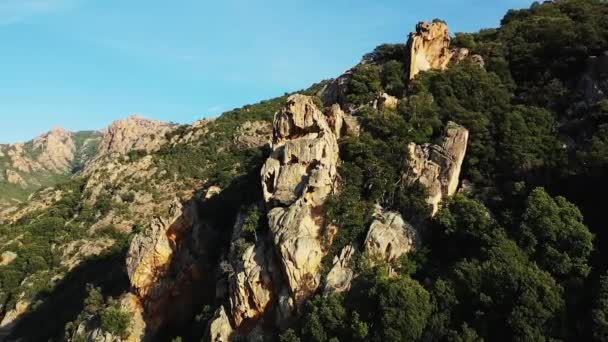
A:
0,115,176,210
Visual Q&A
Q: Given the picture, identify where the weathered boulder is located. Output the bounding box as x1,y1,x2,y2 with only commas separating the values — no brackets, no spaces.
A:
404,122,469,215
261,94,339,306
373,93,399,111
0,298,30,329
208,306,234,342
75,326,117,342
450,47,470,64
324,245,356,294
470,54,485,68
364,209,418,263
407,21,453,79
0,251,17,266
205,186,222,199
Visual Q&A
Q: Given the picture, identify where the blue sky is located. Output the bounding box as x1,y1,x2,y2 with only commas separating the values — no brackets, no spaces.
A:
0,0,534,143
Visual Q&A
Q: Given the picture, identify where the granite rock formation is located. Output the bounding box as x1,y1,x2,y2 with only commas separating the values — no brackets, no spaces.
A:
404,121,469,215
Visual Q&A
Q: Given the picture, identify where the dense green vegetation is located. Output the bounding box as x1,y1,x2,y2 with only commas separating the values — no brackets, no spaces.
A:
287,1,608,341
2,1,608,341
0,176,131,339
64,286,132,340
153,96,283,187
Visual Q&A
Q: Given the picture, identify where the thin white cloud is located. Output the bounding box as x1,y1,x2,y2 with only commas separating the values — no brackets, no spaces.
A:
0,0,82,25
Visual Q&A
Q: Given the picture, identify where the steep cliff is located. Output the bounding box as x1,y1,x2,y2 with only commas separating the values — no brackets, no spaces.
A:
205,95,346,338
261,94,340,306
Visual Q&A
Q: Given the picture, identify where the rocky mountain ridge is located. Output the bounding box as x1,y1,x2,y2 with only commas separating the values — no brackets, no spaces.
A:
1,19,470,341
0,115,182,214
3,0,608,339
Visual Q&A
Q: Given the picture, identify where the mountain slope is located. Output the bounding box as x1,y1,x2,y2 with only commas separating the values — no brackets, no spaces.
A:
0,128,101,208
2,1,608,341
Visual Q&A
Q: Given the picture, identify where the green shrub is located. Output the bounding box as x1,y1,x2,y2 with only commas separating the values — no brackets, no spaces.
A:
100,300,131,338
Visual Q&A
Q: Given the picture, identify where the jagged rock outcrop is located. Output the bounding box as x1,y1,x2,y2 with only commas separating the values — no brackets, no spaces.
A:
260,94,339,307
5,128,76,174
208,306,234,342
364,209,419,263
407,21,453,79
126,199,186,297
324,210,419,295
228,242,274,327
324,245,355,294
122,195,223,339
0,128,101,209
222,210,274,329
318,73,351,109
342,115,361,137
407,21,485,80
404,121,469,215
324,104,361,138
96,115,176,157
32,127,76,172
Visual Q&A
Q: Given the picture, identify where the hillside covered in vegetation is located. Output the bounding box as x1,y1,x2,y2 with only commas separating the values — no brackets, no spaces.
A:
2,1,608,341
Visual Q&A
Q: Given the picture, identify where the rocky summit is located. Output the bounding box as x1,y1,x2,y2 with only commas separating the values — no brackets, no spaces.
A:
2,1,608,341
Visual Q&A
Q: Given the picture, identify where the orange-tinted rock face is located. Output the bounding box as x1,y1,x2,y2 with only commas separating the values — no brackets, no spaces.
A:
126,199,188,297
407,21,453,79
261,95,340,307
124,198,207,336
